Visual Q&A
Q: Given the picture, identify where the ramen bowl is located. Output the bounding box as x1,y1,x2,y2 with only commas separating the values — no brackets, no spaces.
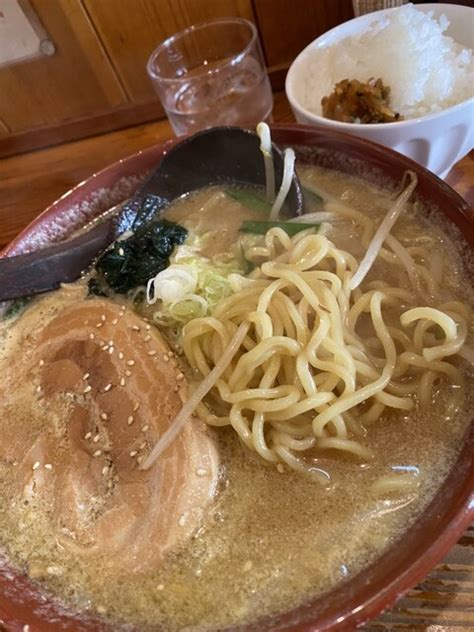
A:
0,125,473,632
285,3,474,179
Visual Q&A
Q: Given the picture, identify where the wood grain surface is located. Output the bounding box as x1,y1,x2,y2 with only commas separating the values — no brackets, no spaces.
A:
0,0,355,156
0,0,126,133
254,0,353,83
82,0,256,103
0,91,472,631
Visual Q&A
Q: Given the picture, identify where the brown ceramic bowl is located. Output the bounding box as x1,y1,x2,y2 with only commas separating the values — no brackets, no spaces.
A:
1,125,473,632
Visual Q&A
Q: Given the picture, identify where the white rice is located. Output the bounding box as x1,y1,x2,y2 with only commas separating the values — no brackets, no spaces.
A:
300,4,473,120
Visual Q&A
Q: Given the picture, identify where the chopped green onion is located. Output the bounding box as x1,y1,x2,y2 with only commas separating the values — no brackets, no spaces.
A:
225,189,271,213
239,220,320,236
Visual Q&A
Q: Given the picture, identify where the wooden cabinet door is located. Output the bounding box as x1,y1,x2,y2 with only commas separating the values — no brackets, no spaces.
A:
82,0,256,103
0,0,354,157
0,0,126,133
254,0,354,87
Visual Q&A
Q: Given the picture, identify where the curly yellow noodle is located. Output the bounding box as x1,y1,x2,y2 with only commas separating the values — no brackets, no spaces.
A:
178,214,471,482
371,475,420,494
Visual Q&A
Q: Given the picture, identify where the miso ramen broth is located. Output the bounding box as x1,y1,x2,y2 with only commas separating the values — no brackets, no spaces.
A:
0,165,472,631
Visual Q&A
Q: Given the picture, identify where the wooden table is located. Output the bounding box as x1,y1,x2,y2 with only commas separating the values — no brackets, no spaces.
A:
0,92,473,630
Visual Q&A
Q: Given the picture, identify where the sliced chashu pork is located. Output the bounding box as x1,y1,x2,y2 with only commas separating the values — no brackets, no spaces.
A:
0,297,219,573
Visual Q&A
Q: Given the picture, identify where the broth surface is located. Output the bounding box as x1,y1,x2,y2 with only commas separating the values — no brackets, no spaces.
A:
0,168,472,631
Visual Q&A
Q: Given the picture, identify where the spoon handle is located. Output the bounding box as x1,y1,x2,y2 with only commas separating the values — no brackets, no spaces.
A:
0,220,113,302
1,127,303,304
0,185,170,304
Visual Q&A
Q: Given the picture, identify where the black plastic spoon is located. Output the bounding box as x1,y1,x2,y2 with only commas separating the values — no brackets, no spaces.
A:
0,127,303,302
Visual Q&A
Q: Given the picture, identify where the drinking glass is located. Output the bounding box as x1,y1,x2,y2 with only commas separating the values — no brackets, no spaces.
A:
147,18,273,135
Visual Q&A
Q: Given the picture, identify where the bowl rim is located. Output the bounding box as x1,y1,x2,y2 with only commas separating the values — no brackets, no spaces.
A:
285,2,474,130
1,123,473,632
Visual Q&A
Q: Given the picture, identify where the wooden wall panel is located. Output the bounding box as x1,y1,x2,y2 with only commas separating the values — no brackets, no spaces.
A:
82,0,256,103
0,0,356,156
253,0,354,70
0,0,126,132
0,119,10,138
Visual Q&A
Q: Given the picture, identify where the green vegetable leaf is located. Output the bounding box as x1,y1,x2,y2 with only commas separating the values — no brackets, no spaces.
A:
225,189,271,213
239,220,319,236
90,219,187,295
4,297,31,319
302,186,324,206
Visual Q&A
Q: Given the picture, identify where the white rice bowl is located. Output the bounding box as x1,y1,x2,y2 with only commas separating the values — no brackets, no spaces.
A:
299,3,473,120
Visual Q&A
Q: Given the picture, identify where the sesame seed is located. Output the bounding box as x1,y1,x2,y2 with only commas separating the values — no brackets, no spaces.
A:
144,335,151,342
130,450,138,457
93,435,100,443
141,425,149,432
111,318,118,325
104,383,112,392
101,314,106,322
137,455,144,464
93,450,102,457
162,354,169,362
157,584,164,591
120,377,126,386
103,345,109,351
167,351,174,358
44,464,53,470
108,340,113,347
83,373,90,380
125,370,132,377
176,372,184,381
118,352,124,360
32,461,40,471
276,464,285,473
36,385,42,393
139,441,146,450
101,466,108,476
100,412,108,421
178,514,186,527
133,402,139,412
108,347,114,355
126,360,135,366
39,359,45,367
145,324,151,330
84,385,92,394
96,323,103,329
23,626,30,632
127,416,134,425
89,333,95,340
148,350,157,356
132,325,140,331
107,479,113,489
85,432,92,440
196,468,208,477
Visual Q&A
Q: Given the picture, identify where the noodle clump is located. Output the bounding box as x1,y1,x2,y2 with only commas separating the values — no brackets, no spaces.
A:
180,194,469,482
